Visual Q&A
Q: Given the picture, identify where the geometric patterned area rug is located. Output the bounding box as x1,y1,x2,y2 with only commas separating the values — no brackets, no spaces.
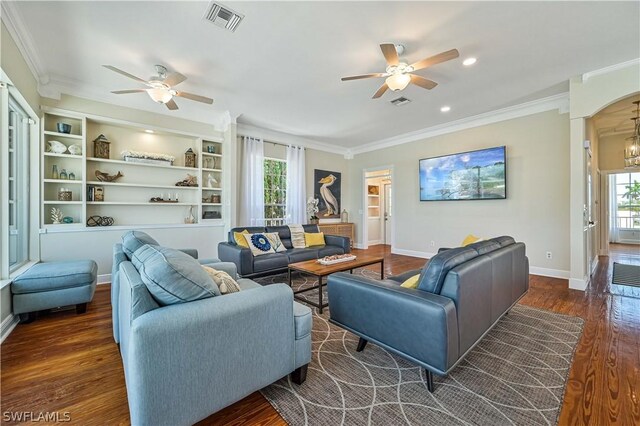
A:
257,270,584,426
612,262,640,287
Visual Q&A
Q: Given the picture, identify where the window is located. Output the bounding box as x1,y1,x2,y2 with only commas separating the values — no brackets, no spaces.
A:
8,96,30,271
614,172,640,229
263,158,287,225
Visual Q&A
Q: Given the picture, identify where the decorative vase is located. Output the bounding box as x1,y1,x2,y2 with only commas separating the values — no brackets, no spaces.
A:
69,172,75,180
341,209,349,223
310,218,319,225
59,169,68,180
185,206,196,224
52,165,59,179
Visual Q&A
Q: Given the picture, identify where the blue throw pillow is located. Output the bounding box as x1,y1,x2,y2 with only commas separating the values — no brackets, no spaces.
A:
122,230,159,258
131,244,221,306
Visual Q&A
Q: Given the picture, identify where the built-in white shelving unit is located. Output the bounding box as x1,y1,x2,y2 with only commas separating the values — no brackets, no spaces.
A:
40,107,230,230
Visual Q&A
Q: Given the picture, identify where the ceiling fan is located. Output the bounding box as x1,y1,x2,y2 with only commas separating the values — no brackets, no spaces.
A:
103,64,214,110
341,44,459,99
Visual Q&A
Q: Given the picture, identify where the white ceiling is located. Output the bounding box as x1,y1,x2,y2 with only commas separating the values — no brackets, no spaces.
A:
7,1,640,148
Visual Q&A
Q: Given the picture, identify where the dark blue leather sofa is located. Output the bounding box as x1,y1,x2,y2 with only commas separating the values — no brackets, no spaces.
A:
327,236,529,392
218,225,351,277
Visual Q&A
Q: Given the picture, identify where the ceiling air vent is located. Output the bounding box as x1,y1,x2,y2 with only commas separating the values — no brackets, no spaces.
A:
390,97,411,106
204,2,244,32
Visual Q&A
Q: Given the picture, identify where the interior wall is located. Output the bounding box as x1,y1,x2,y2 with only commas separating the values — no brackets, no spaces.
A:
0,21,39,112
599,134,629,171
348,109,571,275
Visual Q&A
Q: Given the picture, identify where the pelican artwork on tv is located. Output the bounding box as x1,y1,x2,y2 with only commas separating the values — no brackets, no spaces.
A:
419,146,506,201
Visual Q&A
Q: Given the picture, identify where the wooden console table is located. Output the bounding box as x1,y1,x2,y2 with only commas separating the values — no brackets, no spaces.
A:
318,222,355,248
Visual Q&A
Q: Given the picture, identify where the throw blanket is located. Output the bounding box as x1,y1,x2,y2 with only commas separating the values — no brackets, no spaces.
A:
288,224,306,249
202,266,241,294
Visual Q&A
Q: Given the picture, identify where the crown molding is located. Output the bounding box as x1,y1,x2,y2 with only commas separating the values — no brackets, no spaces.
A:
582,58,640,82
0,1,48,84
236,123,349,156
350,93,570,156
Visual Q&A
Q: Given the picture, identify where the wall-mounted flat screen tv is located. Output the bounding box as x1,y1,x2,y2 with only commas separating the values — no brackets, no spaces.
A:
419,146,506,201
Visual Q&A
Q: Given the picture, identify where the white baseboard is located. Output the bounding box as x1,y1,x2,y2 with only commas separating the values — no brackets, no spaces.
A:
1,314,19,344
367,240,383,245
529,267,570,279
353,243,365,249
97,274,111,284
390,247,436,259
569,276,588,291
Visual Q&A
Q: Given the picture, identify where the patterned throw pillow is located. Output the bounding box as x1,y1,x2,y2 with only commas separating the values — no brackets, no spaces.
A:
266,232,287,253
288,224,306,249
202,266,241,294
243,233,276,256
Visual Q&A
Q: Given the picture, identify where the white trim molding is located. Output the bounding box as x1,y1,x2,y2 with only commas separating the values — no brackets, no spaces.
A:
582,58,640,82
237,123,348,156
529,267,570,280
97,274,111,285
351,93,570,156
0,1,48,84
390,247,436,260
0,314,19,344
569,276,589,291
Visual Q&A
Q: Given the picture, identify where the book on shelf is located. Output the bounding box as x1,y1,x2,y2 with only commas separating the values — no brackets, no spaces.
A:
87,185,104,202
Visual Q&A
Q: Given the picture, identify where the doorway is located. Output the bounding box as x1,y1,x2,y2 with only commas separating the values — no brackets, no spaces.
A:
363,167,393,249
606,171,640,252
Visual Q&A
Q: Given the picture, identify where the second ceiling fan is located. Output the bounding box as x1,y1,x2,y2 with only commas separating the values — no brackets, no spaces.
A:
342,44,459,99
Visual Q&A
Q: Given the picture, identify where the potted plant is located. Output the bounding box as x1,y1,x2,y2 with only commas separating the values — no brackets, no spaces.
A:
307,197,320,224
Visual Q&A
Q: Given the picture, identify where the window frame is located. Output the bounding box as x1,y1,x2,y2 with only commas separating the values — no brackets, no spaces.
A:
614,172,640,230
263,157,287,225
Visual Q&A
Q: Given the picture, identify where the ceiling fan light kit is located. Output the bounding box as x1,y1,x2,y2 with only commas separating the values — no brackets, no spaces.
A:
104,64,214,110
342,43,459,99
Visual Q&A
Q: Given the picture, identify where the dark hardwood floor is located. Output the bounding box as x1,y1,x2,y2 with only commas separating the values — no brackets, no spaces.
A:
1,244,639,425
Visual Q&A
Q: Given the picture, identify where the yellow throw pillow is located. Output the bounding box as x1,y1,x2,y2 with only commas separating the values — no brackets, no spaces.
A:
401,274,420,289
304,232,325,247
233,230,250,248
461,234,483,247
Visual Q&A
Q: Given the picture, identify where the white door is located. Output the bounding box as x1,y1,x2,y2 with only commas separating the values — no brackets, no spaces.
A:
384,183,392,245
585,149,597,276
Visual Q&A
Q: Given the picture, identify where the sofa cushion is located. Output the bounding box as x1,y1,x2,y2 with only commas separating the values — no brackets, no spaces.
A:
318,245,345,257
462,234,483,246
305,232,326,247
12,260,97,294
266,232,287,253
401,274,420,289
227,227,266,244
266,226,293,249
233,230,250,248
294,302,312,339
237,278,262,290
132,245,220,306
287,248,320,264
489,236,516,247
467,240,502,255
288,224,306,248
244,233,276,256
122,231,159,258
253,253,289,272
417,247,478,294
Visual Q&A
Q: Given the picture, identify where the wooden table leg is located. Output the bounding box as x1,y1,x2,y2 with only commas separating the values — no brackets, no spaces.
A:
381,259,385,279
288,268,292,287
318,275,323,314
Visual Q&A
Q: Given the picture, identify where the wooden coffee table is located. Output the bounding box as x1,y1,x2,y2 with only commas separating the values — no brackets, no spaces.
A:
288,254,384,313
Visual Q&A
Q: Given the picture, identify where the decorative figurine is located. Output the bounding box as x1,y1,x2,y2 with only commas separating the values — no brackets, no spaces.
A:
185,206,196,224
95,170,124,182
48,140,67,154
62,217,74,224
51,207,64,224
93,134,111,159
175,174,198,187
207,173,218,188
68,144,82,155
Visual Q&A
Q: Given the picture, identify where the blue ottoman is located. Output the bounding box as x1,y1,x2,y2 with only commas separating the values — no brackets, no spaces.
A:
11,260,98,323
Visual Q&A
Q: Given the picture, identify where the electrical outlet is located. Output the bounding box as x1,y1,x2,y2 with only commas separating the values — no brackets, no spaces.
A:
430,240,435,247
546,251,552,260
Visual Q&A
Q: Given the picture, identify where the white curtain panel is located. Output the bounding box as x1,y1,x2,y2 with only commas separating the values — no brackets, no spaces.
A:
609,174,620,242
286,145,306,224
240,136,265,226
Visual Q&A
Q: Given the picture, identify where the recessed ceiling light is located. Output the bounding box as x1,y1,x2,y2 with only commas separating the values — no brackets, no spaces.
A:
440,106,451,112
145,129,154,134
463,57,477,66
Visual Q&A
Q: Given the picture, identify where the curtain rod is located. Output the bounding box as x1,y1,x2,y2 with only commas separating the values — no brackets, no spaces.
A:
237,134,303,149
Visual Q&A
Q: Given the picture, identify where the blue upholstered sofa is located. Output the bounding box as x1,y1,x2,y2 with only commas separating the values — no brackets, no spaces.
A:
218,224,351,277
328,236,529,392
112,232,312,425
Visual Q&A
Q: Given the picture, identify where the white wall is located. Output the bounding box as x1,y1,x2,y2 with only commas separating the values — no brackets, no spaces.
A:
348,110,571,276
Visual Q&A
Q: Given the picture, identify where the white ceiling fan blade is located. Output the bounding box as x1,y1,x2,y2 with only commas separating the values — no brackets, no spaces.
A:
380,43,399,66
165,99,179,110
341,73,386,81
175,91,214,105
410,49,460,72
103,65,148,83
111,89,146,94
372,83,389,99
410,74,438,90
163,72,187,87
